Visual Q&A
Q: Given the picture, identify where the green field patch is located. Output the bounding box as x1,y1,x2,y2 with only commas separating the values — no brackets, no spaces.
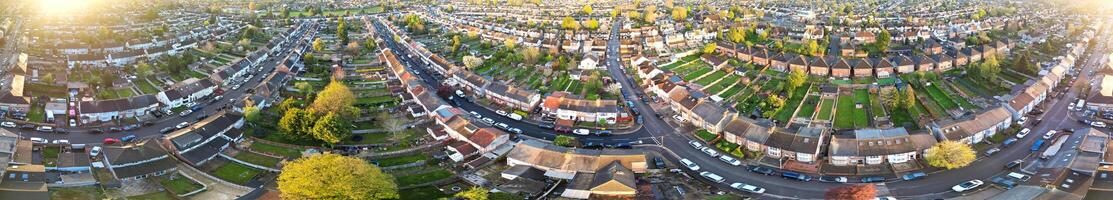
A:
395,169,454,187
233,151,282,168
249,142,303,158
816,98,835,121
211,162,262,185
694,71,728,86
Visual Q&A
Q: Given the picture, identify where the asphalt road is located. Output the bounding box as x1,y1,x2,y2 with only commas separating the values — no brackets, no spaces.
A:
373,13,1111,199
2,22,316,145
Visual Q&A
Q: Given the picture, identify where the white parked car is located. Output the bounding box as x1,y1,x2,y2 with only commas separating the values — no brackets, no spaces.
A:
672,115,686,122
0,121,15,128
52,140,70,145
1016,128,1031,139
176,122,191,129
179,109,193,117
699,171,725,183
701,147,721,157
495,110,508,116
719,155,742,166
481,117,494,125
1043,130,1057,139
495,123,510,130
679,158,700,171
509,128,523,134
573,129,591,135
1091,121,1107,128
469,111,481,118
689,140,704,149
730,183,766,194
507,113,523,121
30,137,47,144
36,126,53,132
1017,116,1028,125
69,119,77,127
952,180,984,192
90,146,101,157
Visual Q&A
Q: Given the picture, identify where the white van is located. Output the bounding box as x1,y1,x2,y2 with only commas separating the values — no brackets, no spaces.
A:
30,137,47,144
1007,172,1031,181
508,113,523,121
700,171,725,183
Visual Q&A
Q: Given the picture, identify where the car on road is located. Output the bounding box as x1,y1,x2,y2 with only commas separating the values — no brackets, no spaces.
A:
672,115,685,122
1002,138,1018,147
103,138,120,144
481,117,494,125
699,171,725,183
89,146,101,157
508,113,523,121
36,126,53,132
874,197,897,200
581,142,603,149
985,148,1001,156
160,127,175,134
609,142,632,149
1005,160,1023,169
730,183,766,194
122,124,140,131
537,123,555,129
69,119,76,127
653,157,666,169
1092,121,1107,128
572,129,590,135
1017,116,1028,125
109,127,122,132
180,109,193,117
861,176,885,183
1007,172,1031,182
719,155,742,166
19,124,34,130
0,121,15,128
596,130,613,137
495,110,508,116
508,128,523,134
749,166,775,175
679,158,700,171
51,140,70,145
781,171,812,182
495,123,510,130
901,171,927,181
819,176,848,183
951,180,984,192
989,176,1017,189
1017,128,1031,138
700,147,720,157
688,140,704,149
469,111,480,118
30,137,47,144
176,122,191,129
1043,130,1057,139
120,135,137,142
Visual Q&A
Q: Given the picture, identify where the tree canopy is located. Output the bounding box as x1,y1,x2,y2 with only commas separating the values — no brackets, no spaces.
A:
455,187,489,200
671,7,688,21
924,140,976,169
309,81,360,117
311,112,351,144
278,154,399,199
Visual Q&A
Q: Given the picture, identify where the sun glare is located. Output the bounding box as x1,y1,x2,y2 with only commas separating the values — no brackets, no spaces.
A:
38,0,91,15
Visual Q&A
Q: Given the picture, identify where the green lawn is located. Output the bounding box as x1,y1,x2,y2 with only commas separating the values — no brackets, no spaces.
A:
97,88,136,99
50,186,107,200
835,94,856,129
233,152,282,168
816,99,835,121
695,129,717,141
395,169,454,187
188,70,209,79
682,67,714,81
775,85,810,122
718,84,746,98
852,90,871,127
661,54,700,70
694,71,727,86
136,79,160,94
249,142,303,159
797,95,820,119
374,154,429,167
715,141,740,153
704,74,740,95
161,177,204,195
398,186,452,200
211,162,263,185
923,82,959,110
356,96,399,105
869,92,887,118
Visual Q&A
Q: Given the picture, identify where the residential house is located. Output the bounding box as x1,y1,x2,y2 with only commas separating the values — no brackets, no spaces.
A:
101,139,178,180
506,139,647,180
541,92,622,124
762,127,825,163
931,106,1012,144
831,57,853,78
156,78,216,110
484,82,542,112
852,58,874,78
828,128,938,166
80,94,160,122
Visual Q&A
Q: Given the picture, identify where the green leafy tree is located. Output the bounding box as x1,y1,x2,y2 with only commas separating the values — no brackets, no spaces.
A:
279,108,316,140
521,47,541,66
243,105,261,125
455,187,489,200
561,16,580,30
877,29,891,53
671,7,688,21
278,154,399,199
553,135,576,147
582,5,593,15
584,19,600,31
311,112,351,144
702,43,717,54
924,141,976,169
312,38,324,52
309,81,360,117
786,69,807,92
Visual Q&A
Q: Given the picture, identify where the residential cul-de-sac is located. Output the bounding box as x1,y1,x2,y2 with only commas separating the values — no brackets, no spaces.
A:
0,0,1112,200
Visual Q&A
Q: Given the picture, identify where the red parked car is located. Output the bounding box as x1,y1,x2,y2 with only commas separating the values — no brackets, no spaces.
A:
103,138,121,144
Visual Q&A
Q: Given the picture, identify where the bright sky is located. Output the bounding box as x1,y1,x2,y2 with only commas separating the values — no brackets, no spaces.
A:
37,0,93,15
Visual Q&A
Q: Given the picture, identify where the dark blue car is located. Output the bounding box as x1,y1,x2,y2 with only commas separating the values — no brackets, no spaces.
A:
901,172,927,181
781,171,812,182
861,176,886,183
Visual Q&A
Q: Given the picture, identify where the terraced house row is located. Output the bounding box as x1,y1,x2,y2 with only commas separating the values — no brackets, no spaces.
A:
714,39,1013,78
640,35,1085,172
